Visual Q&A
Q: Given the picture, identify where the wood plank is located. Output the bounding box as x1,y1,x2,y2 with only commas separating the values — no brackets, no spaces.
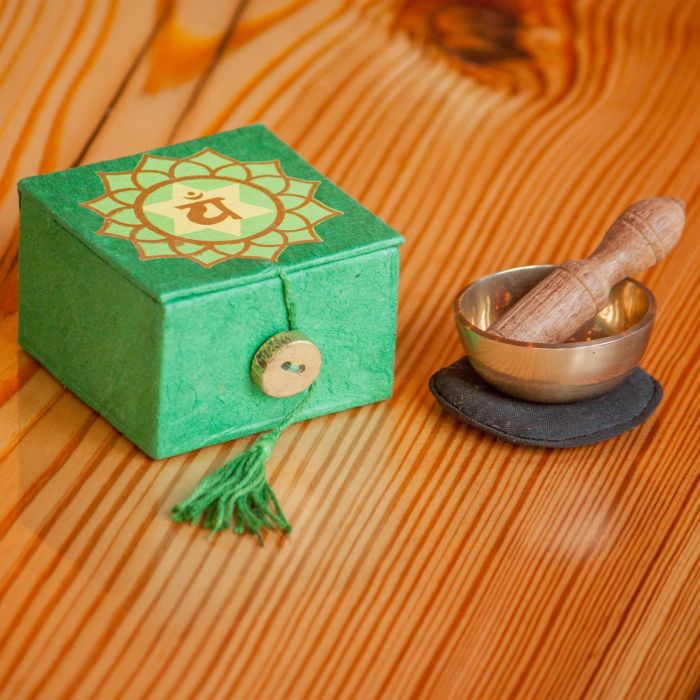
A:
83,0,247,163
0,0,698,698
0,0,166,257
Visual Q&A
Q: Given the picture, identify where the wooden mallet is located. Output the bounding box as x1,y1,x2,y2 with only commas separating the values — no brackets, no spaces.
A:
487,198,686,344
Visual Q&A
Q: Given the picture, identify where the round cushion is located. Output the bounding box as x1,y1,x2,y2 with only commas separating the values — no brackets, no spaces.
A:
429,357,662,448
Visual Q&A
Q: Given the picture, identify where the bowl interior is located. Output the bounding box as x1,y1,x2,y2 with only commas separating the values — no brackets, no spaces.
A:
459,266,651,344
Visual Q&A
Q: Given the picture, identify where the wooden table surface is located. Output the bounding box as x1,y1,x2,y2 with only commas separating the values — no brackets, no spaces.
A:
1,1,699,698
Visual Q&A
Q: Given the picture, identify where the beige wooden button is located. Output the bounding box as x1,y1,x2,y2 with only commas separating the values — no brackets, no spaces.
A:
251,331,322,398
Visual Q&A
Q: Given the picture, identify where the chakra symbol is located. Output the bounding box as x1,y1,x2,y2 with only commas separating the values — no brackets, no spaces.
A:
81,148,342,267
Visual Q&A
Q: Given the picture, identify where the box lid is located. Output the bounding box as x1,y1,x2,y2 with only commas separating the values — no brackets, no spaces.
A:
19,124,403,303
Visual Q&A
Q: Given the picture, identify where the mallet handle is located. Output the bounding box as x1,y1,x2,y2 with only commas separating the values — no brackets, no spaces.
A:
488,198,685,344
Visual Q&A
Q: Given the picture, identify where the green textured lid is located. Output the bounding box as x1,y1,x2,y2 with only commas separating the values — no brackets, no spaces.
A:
18,124,403,303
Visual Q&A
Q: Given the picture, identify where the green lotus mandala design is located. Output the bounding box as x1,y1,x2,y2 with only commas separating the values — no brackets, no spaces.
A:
81,148,341,267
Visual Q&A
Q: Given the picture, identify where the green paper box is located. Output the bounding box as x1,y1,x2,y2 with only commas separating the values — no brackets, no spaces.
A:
18,125,403,458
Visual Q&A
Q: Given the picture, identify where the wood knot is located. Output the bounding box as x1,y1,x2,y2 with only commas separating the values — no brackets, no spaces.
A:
390,0,576,94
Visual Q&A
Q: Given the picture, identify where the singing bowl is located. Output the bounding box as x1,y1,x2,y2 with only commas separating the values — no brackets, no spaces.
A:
454,265,655,403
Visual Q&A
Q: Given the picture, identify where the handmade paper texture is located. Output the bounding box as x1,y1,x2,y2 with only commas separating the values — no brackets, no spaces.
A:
157,247,400,456
19,125,403,302
19,194,162,455
18,125,403,458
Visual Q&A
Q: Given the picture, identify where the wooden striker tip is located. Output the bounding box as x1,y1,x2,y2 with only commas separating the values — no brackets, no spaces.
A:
617,197,685,258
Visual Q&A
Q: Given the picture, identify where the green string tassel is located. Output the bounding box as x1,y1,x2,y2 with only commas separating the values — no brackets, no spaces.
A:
172,265,311,542
171,385,313,542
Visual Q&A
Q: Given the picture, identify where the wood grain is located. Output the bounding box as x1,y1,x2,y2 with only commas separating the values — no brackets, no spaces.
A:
1,0,699,698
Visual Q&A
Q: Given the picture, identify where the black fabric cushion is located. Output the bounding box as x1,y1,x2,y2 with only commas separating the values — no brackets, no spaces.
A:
429,357,662,448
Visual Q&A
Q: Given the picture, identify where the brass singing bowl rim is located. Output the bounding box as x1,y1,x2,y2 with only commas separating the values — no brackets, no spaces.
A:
453,265,656,347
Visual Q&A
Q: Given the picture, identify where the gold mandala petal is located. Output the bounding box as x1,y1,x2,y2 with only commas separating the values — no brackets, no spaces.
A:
81,148,342,267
